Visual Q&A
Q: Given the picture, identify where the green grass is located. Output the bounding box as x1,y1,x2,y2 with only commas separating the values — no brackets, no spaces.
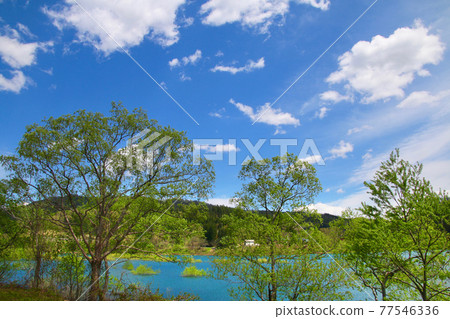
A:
181,265,208,277
122,260,134,270
0,284,64,301
130,264,160,276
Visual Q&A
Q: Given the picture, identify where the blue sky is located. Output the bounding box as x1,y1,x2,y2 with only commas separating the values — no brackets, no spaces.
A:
1,0,449,215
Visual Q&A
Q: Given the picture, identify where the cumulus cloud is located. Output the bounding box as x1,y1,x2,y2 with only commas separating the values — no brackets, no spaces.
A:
200,0,329,32
169,49,202,68
211,57,265,74
327,21,445,103
168,58,180,68
0,24,52,93
0,70,28,93
397,90,450,109
0,30,52,68
44,0,187,54
314,106,329,119
230,98,300,127
328,140,354,159
320,90,352,103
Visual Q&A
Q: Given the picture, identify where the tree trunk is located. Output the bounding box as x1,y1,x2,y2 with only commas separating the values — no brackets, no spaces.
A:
32,248,42,289
88,259,102,301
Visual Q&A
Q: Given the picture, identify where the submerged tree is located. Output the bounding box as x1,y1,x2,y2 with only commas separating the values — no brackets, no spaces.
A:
212,154,352,300
0,102,214,300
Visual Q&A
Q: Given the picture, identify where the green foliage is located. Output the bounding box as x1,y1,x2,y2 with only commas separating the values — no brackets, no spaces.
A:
130,264,160,276
0,102,214,300
344,149,450,301
52,252,88,300
212,154,352,300
0,283,64,301
122,260,134,270
110,282,199,301
181,265,208,277
180,256,202,264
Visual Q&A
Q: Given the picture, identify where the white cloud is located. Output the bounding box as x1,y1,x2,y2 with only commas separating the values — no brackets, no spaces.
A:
168,58,180,68
299,155,324,165
211,57,265,74
320,90,352,103
209,107,226,118
328,140,354,159
206,197,236,207
179,72,191,81
182,49,202,65
215,50,224,57
195,143,239,153
0,70,28,93
397,90,450,109
362,149,372,161
44,0,187,54
200,0,329,32
347,125,372,136
230,98,300,127
169,49,202,68
336,188,345,194
274,128,287,135
326,189,370,211
308,203,345,216
209,112,222,118
0,31,52,68
327,21,445,103
314,106,329,119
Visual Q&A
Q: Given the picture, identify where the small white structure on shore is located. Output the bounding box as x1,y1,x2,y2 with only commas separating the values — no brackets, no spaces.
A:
244,239,259,247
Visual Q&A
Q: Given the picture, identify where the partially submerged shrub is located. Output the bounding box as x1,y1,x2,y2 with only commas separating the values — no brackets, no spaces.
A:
130,264,160,276
122,260,134,271
181,265,208,277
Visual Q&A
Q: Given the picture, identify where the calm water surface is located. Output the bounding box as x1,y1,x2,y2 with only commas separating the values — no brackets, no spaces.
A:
109,256,371,301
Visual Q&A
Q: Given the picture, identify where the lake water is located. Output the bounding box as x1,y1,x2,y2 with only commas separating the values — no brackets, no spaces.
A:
108,256,372,301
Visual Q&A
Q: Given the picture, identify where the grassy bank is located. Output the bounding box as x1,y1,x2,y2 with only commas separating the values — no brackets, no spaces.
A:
0,284,64,301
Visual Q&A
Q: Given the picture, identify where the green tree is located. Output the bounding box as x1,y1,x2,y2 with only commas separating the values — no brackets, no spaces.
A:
338,210,400,300
212,154,352,300
360,149,450,300
0,102,214,300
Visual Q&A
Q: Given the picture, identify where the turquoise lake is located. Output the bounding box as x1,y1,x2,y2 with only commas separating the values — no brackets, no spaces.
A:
108,255,372,301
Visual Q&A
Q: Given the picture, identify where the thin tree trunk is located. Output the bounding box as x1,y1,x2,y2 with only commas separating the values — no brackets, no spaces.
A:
89,259,102,301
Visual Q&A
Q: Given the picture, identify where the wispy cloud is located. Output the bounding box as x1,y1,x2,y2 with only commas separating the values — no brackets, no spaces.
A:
315,106,329,119
397,90,450,109
195,143,239,153
347,125,372,136
320,90,352,104
211,57,265,74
